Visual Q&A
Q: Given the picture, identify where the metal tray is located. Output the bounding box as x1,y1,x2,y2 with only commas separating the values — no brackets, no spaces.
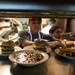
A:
0,54,9,60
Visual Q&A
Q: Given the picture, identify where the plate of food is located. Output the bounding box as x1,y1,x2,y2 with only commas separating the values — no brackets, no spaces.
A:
55,47,75,63
9,50,49,66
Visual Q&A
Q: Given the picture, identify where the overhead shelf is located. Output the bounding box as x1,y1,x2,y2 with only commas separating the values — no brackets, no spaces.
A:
0,1,75,18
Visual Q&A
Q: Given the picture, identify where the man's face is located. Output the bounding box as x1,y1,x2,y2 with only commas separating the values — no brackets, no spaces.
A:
29,19,41,32
53,28,63,39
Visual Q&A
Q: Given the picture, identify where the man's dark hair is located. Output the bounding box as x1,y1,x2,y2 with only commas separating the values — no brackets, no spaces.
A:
29,18,41,23
49,26,61,34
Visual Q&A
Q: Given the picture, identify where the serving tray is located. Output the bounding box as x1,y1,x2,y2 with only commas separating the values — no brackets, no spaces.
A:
54,49,75,64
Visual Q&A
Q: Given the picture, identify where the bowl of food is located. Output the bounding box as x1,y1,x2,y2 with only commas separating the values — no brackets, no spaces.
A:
9,50,49,66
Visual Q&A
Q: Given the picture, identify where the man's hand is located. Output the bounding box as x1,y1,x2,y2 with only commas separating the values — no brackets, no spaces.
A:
60,39,74,46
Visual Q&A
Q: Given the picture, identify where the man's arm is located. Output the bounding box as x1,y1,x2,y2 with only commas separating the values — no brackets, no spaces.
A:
18,30,34,47
19,38,34,47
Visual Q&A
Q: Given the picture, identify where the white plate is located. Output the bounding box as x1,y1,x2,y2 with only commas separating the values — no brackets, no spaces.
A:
9,50,49,66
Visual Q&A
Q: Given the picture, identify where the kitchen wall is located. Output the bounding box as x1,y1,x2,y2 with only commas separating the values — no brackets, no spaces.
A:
70,19,75,33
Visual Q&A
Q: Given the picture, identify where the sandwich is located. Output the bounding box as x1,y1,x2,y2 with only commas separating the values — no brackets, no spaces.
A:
1,40,15,54
33,39,49,52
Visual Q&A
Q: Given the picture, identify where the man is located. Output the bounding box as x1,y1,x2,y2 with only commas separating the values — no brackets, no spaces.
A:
49,25,63,40
18,18,56,47
49,25,75,46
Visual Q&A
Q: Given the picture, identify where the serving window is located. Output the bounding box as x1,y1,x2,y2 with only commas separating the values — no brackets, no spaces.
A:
0,11,75,34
